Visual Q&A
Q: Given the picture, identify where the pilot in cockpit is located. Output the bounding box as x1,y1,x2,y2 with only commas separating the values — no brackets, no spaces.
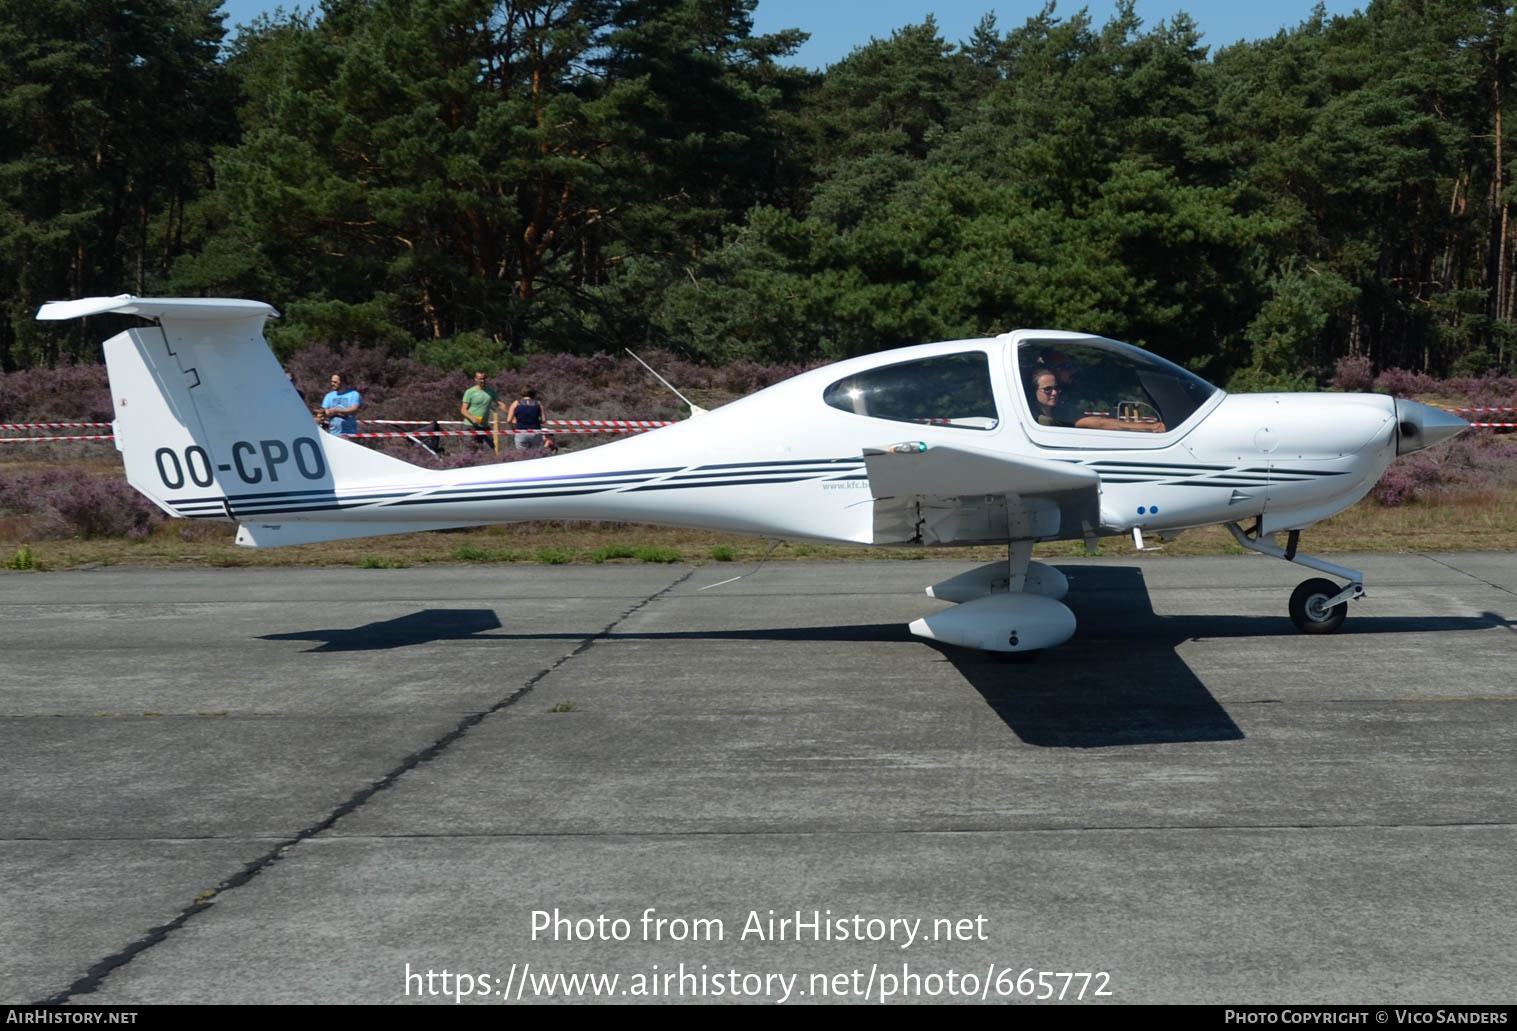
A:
1029,368,1081,427
1039,348,1077,389
1028,352,1166,433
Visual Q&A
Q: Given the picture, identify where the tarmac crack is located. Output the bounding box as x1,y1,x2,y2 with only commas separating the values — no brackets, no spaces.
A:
1418,552,1517,603
37,568,695,1005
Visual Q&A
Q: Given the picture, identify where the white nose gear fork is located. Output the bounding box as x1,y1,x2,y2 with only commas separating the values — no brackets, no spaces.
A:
1226,521,1366,634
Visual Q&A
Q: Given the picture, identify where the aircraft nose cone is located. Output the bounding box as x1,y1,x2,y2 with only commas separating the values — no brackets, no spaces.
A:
1395,399,1469,455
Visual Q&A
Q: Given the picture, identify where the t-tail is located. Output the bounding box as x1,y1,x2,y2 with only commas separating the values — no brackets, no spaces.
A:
35,295,446,547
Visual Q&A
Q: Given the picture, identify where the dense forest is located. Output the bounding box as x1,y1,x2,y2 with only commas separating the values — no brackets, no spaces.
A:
5,0,1517,390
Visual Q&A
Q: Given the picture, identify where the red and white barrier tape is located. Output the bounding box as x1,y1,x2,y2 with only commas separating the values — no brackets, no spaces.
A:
340,430,488,438
544,418,674,427
361,418,675,428
1,425,661,442
336,427,657,438
362,419,474,426
6,405,1516,442
0,418,675,431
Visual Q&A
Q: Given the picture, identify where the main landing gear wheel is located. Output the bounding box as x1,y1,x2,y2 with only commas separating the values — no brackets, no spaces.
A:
1289,577,1348,634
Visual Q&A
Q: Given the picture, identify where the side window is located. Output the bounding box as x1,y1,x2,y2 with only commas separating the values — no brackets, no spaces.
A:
823,352,999,430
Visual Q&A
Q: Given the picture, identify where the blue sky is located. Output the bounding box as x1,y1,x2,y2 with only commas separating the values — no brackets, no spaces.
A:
216,1,1366,65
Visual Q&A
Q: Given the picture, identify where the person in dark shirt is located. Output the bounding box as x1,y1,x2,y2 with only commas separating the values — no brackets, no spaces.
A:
505,388,546,449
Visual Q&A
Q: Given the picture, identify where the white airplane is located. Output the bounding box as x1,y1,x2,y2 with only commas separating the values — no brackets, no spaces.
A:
39,295,1468,653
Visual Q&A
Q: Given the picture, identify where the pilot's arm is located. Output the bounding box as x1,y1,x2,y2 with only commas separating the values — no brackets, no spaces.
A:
1074,414,1166,433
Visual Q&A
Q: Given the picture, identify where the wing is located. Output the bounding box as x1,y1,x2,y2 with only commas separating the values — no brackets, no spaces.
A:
863,441,1099,545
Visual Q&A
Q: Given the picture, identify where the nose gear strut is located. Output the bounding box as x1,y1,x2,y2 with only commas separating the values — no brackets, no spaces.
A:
1226,521,1366,634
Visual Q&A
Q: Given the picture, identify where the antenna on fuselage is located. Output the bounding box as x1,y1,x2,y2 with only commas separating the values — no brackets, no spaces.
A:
625,348,707,418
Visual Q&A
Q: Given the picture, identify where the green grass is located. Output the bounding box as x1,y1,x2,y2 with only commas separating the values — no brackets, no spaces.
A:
9,545,35,570
452,544,524,562
631,546,681,563
535,547,572,565
590,545,637,563
546,701,579,713
709,545,736,562
359,556,410,569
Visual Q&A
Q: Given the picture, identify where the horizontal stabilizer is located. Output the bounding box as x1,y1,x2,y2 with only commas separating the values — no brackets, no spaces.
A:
37,295,278,322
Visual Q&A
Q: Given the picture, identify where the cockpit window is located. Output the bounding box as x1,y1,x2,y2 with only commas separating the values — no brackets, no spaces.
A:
1020,339,1217,433
824,352,999,430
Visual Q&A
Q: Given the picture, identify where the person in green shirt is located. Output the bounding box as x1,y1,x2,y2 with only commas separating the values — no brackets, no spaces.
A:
460,371,508,437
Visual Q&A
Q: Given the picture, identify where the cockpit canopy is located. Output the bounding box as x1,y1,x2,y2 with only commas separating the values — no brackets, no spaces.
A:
818,336,1219,439
1018,337,1218,433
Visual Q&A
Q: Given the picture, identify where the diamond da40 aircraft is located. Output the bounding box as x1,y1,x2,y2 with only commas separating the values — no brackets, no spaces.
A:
39,295,1467,654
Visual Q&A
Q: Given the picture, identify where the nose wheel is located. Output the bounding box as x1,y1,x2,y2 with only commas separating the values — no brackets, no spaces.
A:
1289,577,1349,634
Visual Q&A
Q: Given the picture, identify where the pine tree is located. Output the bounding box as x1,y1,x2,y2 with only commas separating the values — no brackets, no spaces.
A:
0,0,229,367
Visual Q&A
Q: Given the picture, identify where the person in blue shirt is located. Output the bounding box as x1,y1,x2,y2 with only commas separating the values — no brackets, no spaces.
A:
321,373,362,435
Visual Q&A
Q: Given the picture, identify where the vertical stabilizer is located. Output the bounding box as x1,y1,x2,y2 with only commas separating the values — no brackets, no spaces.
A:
37,296,423,523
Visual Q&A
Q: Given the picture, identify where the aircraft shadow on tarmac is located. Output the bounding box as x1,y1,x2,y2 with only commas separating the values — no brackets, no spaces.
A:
256,567,1507,747
946,564,1508,747
913,563,1246,748
260,608,503,652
